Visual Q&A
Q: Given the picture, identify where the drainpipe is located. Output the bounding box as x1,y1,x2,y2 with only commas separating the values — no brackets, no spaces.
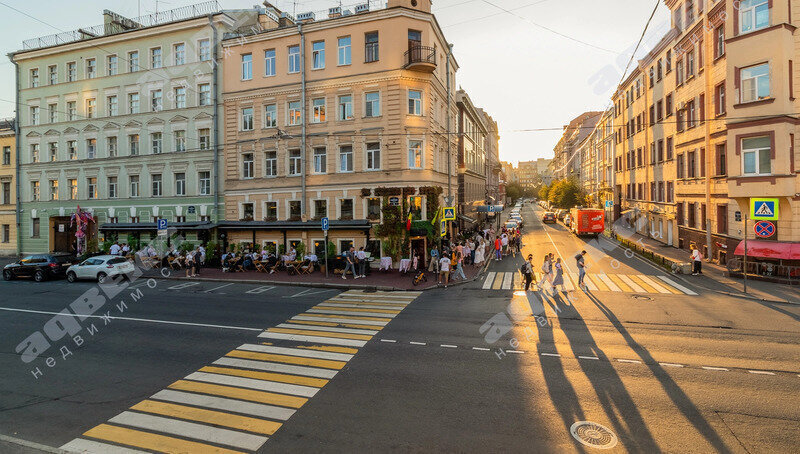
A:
445,44,453,204
208,15,220,225
299,24,307,218
12,57,21,256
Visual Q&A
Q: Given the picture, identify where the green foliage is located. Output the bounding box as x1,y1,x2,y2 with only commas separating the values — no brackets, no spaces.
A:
295,242,306,258
546,178,586,209
375,202,404,261
278,244,286,255
327,241,337,258
178,242,195,254
126,234,140,251
101,239,113,253
538,185,550,201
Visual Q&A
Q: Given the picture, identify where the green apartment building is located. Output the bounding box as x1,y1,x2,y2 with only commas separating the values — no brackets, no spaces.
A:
10,2,261,254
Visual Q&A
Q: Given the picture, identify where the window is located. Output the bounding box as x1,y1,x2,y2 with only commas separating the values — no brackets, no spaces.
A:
657,59,663,81
175,173,186,196
742,136,771,175
242,153,254,179
313,147,327,173
67,101,76,120
314,200,327,220
1,182,8,204
288,101,302,125
339,239,354,253
698,39,704,68
408,140,423,169
49,179,58,201
1,225,7,243
312,98,326,123
2,147,9,165
289,149,301,176
714,27,724,59
677,154,685,178
685,0,694,24
339,145,353,172
686,51,695,78
30,106,39,126
289,201,302,220
688,150,697,178
338,95,353,120
687,99,696,128
174,87,186,109
198,83,210,106
128,51,139,72
666,50,672,73
666,137,674,160
31,218,40,238
666,94,673,116
128,92,140,114
108,177,117,199
151,174,162,197
367,198,381,221
67,62,76,82
31,181,39,201
87,178,97,199
241,203,254,221
129,175,139,197
151,132,162,154
48,65,57,85
740,64,770,103
408,90,423,116
241,53,253,80
265,202,278,221
151,90,162,111
715,143,727,176
174,43,185,65
174,130,186,152
717,205,728,235
715,83,726,115
740,0,769,33
338,36,351,65
67,140,77,160
264,49,276,76
107,136,117,157
657,139,664,162
48,104,57,123
199,171,210,195
67,179,77,200
676,59,684,85
667,182,674,203
264,104,277,127
107,95,118,116
312,41,325,69
151,48,162,68
365,92,380,117
107,55,118,75
86,59,96,79
365,32,379,62
241,107,254,131
198,39,211,62
29,68,39,87
129,134,139,156
199,129,210,150
265,151,277,177
86,139,96,159
288,45,300,73
340,199,354,220
86,98,96,118
366,142,380,170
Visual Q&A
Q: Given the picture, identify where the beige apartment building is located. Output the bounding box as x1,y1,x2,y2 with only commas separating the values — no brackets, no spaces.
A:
456,90,487,228
219,0,458,258
0,120,15,256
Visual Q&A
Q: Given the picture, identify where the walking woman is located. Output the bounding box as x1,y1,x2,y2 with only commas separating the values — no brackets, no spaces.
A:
541,254,552,290
552,257,565,295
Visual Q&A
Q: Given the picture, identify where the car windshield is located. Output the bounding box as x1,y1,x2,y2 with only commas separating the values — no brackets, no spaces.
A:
107,258,128,265
52,256,73,264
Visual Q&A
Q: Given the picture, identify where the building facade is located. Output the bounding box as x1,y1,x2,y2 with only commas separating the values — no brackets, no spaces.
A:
552,112,602,181
479,108,502,206
10,4,259,254
0,120,15,255
456,90,487,228
219,0,459,257
518,158,553,189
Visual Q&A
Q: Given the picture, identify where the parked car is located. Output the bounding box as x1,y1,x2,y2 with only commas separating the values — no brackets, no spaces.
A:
3,253,76,282
66,255,136,283
542,212,557,223
504,220,519,230
556,210,568,222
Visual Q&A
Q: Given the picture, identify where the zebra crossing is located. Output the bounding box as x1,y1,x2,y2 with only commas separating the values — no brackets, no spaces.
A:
60,290,420,454
481,271,697,295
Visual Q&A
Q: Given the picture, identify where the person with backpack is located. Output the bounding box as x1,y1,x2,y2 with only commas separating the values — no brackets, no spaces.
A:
521,254,535,291
575,250,587,289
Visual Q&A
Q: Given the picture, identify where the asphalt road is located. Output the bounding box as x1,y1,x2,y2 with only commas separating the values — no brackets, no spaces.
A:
0,204,799,453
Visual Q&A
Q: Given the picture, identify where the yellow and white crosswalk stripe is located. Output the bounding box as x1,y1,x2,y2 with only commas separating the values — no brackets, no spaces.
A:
60,290,420,454
480,272,697,295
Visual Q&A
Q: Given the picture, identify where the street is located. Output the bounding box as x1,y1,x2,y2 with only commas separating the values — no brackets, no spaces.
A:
0,204,798,453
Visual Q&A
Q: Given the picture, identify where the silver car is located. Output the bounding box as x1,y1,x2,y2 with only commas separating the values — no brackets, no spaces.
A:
66,255,135,283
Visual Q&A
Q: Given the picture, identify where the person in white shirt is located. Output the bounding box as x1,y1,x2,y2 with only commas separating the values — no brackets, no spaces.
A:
439,255,451,287
356,247,368,278
261,249,269,261
109,242,121,256
198,245,206,264
288,247,297,261
121,244,130,255
501,234,509,256
690,243,703,275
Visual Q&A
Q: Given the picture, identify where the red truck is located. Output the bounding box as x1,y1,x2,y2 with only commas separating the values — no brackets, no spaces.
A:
569,208,605,237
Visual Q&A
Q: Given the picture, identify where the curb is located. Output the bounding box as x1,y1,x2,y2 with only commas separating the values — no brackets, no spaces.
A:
144,273,405,292
418,256,493,290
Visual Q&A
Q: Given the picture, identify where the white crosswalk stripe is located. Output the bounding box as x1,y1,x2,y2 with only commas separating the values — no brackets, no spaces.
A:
185,371,320,397
481,271,697,295
637,275,672,294
596,273,622,292
291,315,388,326
657,275,698,295
307,308,398,318
276,323,378,335
618,274,646,293
212,357,338,379
60,439,148,454
501,272,513,289
237,344,354,361
482,272,497,289
150,389,296,420
257,331,367,347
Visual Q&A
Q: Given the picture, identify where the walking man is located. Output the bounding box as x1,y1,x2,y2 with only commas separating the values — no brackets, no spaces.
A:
439,253,451,288
356,247,367,278
691,243,703,275
343,247,357,279
522,254,534,292
575,250,587,289
495,237,502,261
429,245,440,273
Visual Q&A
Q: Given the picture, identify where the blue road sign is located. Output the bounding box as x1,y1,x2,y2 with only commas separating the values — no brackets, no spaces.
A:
443,207,456,221
321,217,329,232
605,200,613,209
157,219,168,230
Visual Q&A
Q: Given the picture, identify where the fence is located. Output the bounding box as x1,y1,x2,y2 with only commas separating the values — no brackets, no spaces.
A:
726,258,799,285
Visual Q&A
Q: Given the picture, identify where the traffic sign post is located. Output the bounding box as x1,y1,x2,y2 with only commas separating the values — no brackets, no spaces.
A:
157,219,168,237
754,220,776,238
750,198,779,221
443,207,456,221
440,220,447,238
322,217,329,278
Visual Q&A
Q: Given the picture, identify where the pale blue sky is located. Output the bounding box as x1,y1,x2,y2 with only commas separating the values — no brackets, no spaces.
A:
0,0,671,164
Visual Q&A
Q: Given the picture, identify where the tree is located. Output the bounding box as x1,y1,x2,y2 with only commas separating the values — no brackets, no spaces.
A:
505,182,523,202
538,185,550,201
547,178,586,209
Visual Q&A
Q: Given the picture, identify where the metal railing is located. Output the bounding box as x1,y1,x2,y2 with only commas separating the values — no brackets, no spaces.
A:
404,45,437,67
22,1,221,50
726,258,799,284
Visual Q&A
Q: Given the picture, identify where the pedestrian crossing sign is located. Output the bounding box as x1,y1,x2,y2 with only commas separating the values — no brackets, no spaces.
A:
750,198,779,221
440,220,447,237
443,207,456,221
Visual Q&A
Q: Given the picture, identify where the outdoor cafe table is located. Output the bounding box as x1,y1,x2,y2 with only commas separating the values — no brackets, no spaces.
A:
399,259,412,273
379,257,393,271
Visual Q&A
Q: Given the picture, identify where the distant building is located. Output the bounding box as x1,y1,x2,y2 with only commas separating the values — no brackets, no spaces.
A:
518,158,553,188
552,112,602,181
479,109,501,206
0,119,15,255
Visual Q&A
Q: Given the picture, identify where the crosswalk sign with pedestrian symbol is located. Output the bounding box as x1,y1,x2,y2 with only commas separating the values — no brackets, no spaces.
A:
750,198,779,221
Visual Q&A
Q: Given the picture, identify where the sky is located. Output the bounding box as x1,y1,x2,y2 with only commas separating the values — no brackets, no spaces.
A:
0,0,671,166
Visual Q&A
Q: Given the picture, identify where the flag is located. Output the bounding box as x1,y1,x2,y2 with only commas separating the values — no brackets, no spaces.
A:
430,207,441,227
406,212,413,231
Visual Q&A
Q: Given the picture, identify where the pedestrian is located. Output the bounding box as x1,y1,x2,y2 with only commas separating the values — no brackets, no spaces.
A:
121,243,130,256
453,248,467,281
357,247,367,278
194,247,202,276
501,233,509,256
552,258,565,295
439,253,451,287
514,232,522,256
575,250,587,289
521,254,534,291
109,242,121,256
495,236,502,261
185,251,195,278
343,247,357,279
691,244,703,275
541,254,553,290
429,245,440,273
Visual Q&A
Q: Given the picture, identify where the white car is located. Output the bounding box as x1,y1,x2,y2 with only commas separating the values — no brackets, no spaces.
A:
66,255,135,283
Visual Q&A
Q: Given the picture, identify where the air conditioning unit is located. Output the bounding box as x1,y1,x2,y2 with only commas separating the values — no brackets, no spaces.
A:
329,6,342,18
342,9,353,16
355,3,370,13
297,11,315,22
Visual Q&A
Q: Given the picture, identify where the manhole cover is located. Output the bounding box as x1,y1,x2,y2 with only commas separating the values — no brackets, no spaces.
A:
570,421,618,449
632,295,653,301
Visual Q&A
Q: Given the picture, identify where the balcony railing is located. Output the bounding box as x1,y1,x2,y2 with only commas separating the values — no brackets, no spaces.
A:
404,46,437,72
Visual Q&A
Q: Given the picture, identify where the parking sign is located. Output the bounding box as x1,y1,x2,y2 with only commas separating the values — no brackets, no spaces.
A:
321,217,329,232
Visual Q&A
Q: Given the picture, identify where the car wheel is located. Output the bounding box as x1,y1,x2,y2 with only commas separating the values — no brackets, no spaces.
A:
2,270,12,281
34,270,46,282
97,272,108,283
67,271,77,283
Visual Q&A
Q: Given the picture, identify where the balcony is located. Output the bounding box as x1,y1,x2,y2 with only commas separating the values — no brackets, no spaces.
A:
404,46,437,73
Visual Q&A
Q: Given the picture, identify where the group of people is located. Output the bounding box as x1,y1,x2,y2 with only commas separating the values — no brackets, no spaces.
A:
107,242,131,256
342,246,369,279
493,230,522,261
519,250,588,295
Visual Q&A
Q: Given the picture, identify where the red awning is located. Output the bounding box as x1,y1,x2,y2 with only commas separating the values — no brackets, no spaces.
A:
734,240,800,260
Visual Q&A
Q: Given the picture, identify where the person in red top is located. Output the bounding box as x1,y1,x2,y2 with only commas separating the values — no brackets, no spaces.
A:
494,237,502,261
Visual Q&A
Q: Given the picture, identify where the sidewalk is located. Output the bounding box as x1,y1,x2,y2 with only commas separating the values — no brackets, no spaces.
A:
611,231,799,304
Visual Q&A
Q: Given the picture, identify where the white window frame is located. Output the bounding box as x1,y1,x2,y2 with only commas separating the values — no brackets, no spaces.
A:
128,50,139,72
338,94,353,121
198,83,211,106
174,87,186,109
241,53,253,80
264,150,278,177
174,172,186,196
338,36,351,66
151,47,163,69
107,95,118,116
174,43,186,66
408,89,423,116
288,100,302,126
174,130,186,152
288,149,302,176
107,54,118,76
365,142,381,171
312,41,325,70
242,153,255,179
66,61,77,82
313,147,327,174
151,90,162,112
198,39,211,62
128,92,140,114
408,139,424,169
264,49,276,77
312,98,326,123
264,104,278,128
339,145,354,173
129,175,140,198
364,91,380,117
740,63,770,103
741,136,771,175
739,0,769,34
151,174,162,197
198,171,211,195
241,107,254,131
288,45,300,74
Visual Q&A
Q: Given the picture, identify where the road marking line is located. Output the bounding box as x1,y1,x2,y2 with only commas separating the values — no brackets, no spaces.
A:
81,424,242,454
472,347,490,351
562,273,574,291
482,272,496,289
581,274,599,291
617,359,642,364
410,341,427,345
627,274,657,293
151,389,296,421
276,323,378,336
292,315,389,326
597,274,622,292
637,275,671,294
380,339,397,343
108,411,268,451
507,350,524,354
322,300,407,308
618,275,646,293
61,438,149,454
607,274,632,292
227,349,345,370
492,273,504,289
295,345,359,354
660,362,685,368
204,283,235,293
285,288,333,298
167,282,201,290
657,276,698,296
216,357,338,379
267,327,373,341
748,370,776,375
236,344,354,362
307,308,398,318
541,352,561,357
167,380,307,408
288,319,385,331
589,274,610,292
702,366,729,371
258,332,367,347
200,365,328,387
318,302,405,311
578,356,600,360
186,372,319,397
501,272,513,289
246,285,276,294
329,298,409,306
130,400,281,435
440,344,457,348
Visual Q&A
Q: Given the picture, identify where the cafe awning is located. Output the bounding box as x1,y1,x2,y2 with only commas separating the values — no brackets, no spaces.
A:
458,214,477,224
734,240,800,260
99,221,217,231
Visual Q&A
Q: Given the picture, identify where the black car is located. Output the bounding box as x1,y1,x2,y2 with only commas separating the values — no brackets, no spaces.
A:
3,253,76,282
